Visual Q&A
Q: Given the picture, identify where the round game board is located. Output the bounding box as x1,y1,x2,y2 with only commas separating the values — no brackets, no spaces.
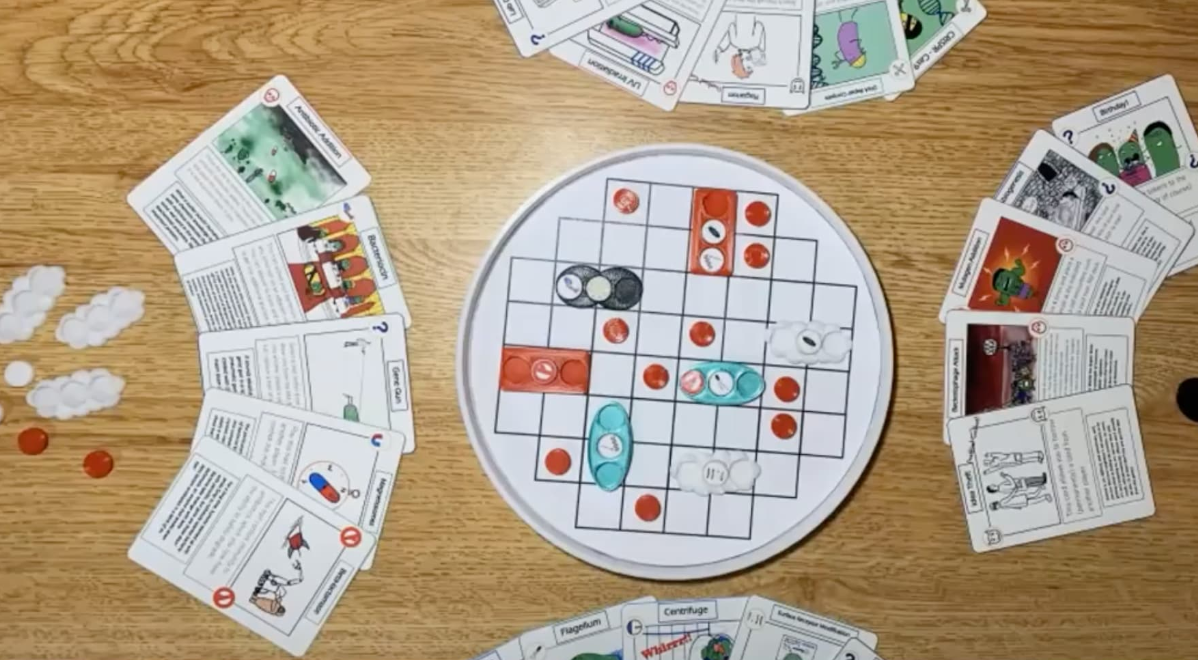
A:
457,145,893,579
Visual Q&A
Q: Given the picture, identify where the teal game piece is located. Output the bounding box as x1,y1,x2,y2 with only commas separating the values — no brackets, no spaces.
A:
680,361,765,405
588,402,633,491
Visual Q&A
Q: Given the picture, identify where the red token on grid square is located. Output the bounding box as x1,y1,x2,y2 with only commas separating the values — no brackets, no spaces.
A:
17,427,49,455
745,201,772,227
83,449,114,478
689,321,716,347
680,370,705,395
544,448,572,476
775,376,801,402
603,317,630,344
772,413,797,439
643,364,670,390
744,243,771,269
613,188,640,214
635,494,662,522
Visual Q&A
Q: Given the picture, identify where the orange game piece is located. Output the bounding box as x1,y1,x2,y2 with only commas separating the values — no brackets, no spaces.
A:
83,449,114,478
635,494,662,522
774,376,801,402
701,189,732,217
613,188,640,214
500,346,591,393
745,200,772,227
772,413,797,439
744,243,771,269
603,317,630,344
689,321,716,347
17,427,49,455
544,448,572,476
689,188,736,276
643,363,670,390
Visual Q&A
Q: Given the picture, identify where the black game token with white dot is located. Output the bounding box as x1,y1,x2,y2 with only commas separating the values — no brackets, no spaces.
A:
1177,378,1198,423
600,267,643,310
555,265,601,307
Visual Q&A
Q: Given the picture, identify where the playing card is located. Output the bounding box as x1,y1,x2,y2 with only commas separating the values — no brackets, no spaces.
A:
996,131,1194,279
493,0,649,57
519,597,655,659
621,597,746,659
127,75,370,255
128,436,376,657
939,199,1161,322
680,0,817,110
947,385,1154,552
885,0,987,99
174,195,412,332
782,0,915,116
727,596,877,660
833,638,886,660
551,0,730,111
943,311,1134,444
193,389,408,569
1053,75,1198,272
198,314,415,454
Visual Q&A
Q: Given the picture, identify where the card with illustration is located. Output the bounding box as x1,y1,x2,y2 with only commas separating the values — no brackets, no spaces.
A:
943,311,1134,444
493,0,649,57
198,314,415,453
833,638,886,660
939,199,1161,322
552,0,730,111
996,131,1194,279
783,0,914,115
948,385,1154,552
193,389,408,569
1053,75,1198,272
885,0,986,99
127,76,371,254
680,0,817,110
128,437,377,656
174,195,411,332
621,597,746,659
470,639,524,660
519,598,654,660
728,596,877,660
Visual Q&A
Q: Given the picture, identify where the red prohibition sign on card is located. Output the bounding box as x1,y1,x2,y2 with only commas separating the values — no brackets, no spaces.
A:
1029,318,1048,337
340,526,363,548
212,587,235,609
1056,237,1075,254
262,88,281,104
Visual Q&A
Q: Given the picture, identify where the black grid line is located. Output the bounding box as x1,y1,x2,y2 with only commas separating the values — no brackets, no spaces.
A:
618,180,653,531
508,254,840,291
574,211,608,530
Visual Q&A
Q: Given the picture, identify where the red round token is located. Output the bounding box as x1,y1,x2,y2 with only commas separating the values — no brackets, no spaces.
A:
689,321,716,347
613,188,640,214
745,201,772,227
643,363,670,390
502,357,531,385
772,413,798,439
774,376,801,402
603,317,630,344
544,448,572,476
560,359,588,386
635,494,662,522
702,190,731,217
744,243,771,269
83,449,114,479
680,369,705,395
531,358,558,384
17,427,49,456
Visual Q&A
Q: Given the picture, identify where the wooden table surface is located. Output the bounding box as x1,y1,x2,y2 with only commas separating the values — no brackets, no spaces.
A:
2,0,1197,658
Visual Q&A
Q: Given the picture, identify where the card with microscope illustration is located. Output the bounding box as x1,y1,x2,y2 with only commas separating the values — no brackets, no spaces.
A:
551,0,730,111
783,0,915,116
1053,75,1198,272
947,385,1154,553
885,0,987,100
621,597,746,659
942,311,1134,444
939,199,1161,322
680,0,817,110
728,596,878,660
519,597,655,660
995,131,1194,280
128,436,377,657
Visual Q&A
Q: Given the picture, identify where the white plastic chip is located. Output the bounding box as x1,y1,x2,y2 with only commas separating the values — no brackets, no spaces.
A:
0,266,65,345
25,368,124,420
55,287,144,349
4,360,34,388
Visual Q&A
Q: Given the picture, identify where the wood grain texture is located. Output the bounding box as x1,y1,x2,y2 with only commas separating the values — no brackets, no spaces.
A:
1,0,1197,658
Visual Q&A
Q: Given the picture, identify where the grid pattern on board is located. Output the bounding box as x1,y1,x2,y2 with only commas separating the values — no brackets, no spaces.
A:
493,177,859,540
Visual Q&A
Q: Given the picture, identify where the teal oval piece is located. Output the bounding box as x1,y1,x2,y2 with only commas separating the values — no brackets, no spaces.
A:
681,361,765,406
588,402,633,492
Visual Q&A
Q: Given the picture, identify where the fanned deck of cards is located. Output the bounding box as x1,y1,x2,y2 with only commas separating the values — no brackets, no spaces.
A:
491,0,988,112
471,595,885,660
939,74,1198,553
125,75,415,656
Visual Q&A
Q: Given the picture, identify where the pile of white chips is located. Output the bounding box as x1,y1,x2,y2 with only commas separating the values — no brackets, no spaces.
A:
25,369,126,421
0,266,66,344
56,287,146,349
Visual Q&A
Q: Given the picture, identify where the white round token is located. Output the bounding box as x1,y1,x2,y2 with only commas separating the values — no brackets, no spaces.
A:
700,219,727,244
85,305,112,331
61,317,87,344
702,460,729,486
62,382,89,408
459,145,894,580
4,360,34,388
584,275,612,302
596,433,623,458
556,273,583,301
12,291,39,315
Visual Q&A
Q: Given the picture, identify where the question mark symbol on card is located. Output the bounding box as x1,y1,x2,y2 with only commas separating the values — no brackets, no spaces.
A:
530,33,545,46
1190,153,1198,169
372,321,389,334
1102,182,1116,195
1062,129,1074,144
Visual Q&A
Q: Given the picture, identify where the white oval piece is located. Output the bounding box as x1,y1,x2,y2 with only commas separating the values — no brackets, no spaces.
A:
4,361,34,388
